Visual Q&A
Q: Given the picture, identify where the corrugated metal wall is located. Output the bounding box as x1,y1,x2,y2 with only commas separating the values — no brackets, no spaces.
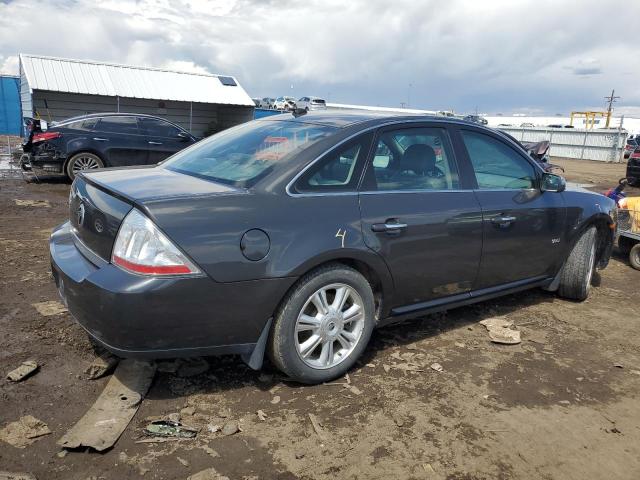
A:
0,76,22,135
28,90,253,137
498,126,628,162
20,63,32,123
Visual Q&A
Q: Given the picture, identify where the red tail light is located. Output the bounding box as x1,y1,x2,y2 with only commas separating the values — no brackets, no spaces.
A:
32,132,61,144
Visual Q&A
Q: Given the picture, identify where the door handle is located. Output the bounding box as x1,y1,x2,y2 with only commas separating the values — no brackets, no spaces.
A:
371,220,408,233
491,215,517,227
148,141,163,145
92,137,108,141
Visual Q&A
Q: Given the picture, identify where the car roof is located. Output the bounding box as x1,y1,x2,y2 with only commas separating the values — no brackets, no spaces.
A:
52,112,188,131
257,110,485,129
59,112,171,122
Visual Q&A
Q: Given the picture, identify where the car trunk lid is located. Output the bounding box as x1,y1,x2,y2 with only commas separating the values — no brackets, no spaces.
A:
69,167,241,261
70,177,133,261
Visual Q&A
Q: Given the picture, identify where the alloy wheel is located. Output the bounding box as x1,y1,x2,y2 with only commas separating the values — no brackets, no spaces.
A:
72,156,101,173
294,283,365,369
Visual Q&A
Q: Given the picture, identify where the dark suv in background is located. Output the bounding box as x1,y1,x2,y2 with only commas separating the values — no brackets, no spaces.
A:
23,113,197,179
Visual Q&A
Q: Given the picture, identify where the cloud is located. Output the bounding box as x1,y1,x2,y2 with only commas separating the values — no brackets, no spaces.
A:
0,54,18,75
0,0,639,115
568,58,603,76
572,67,603,76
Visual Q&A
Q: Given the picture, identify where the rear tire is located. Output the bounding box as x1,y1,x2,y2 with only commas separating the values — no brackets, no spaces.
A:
629,244,640,270
66,152,104,180
558,227,597,301
268,264,375,384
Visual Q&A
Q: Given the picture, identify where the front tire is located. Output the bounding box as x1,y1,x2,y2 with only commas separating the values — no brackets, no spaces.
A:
558,227,597,301
66,152,104,180
268,264,375,384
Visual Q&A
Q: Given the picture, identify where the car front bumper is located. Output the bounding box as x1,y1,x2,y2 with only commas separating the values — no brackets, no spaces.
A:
50,222,295,358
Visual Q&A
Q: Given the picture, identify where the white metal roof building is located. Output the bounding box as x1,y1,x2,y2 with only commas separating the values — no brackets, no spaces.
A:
19,54,255,136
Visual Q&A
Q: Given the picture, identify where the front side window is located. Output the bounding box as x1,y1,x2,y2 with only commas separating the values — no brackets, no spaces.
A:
461,130,536,189
138,117,182,138
164,120,335,187
293,132,373,193
97,116,139,135
363,127,459,191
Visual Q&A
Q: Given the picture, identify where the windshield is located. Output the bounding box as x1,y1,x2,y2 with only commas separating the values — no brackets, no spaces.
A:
164,120,336,187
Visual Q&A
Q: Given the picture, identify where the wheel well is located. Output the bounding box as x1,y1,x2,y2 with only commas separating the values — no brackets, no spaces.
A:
334,258,383,314
286,258,386,323
592,217,614,268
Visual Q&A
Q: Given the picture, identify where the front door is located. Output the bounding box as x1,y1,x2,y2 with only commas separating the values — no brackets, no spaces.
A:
457,128,566,288
358,125,483,309
138,117,193,164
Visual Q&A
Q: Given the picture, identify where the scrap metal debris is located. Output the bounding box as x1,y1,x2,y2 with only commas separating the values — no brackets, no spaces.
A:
6,360,38,382
479,317,522,345
31,301,67,317
84,351,119,380
0,415,51,449
257,410,267,421
144,420,198,439
58,359,156,452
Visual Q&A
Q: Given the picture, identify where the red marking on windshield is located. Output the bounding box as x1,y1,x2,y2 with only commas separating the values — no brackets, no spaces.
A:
264,136,289,144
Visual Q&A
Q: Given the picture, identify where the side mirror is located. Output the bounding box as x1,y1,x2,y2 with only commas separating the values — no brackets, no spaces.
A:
541,173,566,193
177,131,190,141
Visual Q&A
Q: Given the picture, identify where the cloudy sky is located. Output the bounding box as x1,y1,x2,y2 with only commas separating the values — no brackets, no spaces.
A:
0,0,638,116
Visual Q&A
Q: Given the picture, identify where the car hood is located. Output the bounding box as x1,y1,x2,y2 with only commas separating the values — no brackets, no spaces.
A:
82,166,242,203
564,181,601,195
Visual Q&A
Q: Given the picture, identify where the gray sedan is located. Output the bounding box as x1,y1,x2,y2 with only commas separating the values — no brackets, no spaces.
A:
50,111,615,384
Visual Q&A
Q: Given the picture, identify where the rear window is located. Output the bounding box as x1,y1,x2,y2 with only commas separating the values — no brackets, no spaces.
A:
164,120,336,187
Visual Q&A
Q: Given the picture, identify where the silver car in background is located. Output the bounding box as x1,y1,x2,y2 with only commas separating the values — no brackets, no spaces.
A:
296,96,327,111
273,96,297,111
259,97,276,109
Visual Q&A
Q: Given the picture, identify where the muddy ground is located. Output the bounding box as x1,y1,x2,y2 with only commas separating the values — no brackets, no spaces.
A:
1,158,639,480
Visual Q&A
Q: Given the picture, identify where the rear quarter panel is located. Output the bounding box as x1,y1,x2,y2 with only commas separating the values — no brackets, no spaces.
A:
143,192,393,291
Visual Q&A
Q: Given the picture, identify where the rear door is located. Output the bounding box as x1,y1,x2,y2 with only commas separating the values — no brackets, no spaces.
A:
358,124,483,310
94,116,148,167
138,117,193,164
456,127,566,288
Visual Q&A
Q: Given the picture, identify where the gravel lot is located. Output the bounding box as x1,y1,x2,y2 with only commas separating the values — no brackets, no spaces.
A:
1,158,639,480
